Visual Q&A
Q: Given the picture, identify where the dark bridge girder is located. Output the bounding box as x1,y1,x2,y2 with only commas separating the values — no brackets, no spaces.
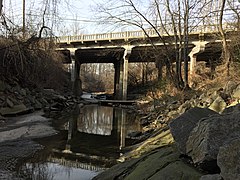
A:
75,47,160,64
75,47,124,64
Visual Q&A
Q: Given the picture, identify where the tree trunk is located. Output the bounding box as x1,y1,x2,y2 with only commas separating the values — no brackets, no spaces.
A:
0,0,3,15
183,0,189,88
219,0,231,75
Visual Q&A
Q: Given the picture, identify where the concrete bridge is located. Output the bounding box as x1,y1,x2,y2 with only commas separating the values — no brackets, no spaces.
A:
56,23,237,99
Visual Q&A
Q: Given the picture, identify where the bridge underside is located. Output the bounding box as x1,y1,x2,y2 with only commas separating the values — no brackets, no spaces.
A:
58,41,223,100
196,42,222,63
74,47,165,63
59,42,222,64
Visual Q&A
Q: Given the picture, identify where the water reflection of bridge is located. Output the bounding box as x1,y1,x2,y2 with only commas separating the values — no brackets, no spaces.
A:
51,105,141,169
49,156,107,172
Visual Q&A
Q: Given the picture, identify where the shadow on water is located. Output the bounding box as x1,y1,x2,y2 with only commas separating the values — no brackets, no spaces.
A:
17,105,141,180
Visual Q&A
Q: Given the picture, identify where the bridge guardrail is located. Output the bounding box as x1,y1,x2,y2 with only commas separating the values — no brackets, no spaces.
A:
57,23,238,44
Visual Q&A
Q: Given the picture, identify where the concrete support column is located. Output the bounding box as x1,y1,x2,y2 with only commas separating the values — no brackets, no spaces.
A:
114,62,120,100
113,108,126,150
122,47,131,100
155,61,163,81
188,41,208,76
70,50,82,96
114,46,133,100
119,108,126,150
189,55,197,76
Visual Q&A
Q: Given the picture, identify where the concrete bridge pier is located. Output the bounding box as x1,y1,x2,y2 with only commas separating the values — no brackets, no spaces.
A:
70,50,82,96
155,60,163,81
114,62,120,100
188,41,208,85
114,46,132,100
112,108,126,150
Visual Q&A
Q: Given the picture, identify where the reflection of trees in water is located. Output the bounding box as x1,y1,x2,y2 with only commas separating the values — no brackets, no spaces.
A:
124,112,141,134
19,162,54,180
77,105,141,136
78,106,113,135
19,162,73,180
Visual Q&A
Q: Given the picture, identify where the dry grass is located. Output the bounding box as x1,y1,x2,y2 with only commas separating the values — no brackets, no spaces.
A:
192,63,240,93
145,60,240,106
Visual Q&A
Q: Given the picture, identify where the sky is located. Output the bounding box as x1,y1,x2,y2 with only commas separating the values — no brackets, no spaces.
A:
2,0,240,36
2,0,102,35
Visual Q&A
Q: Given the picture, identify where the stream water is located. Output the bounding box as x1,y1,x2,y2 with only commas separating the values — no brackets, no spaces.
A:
17,105,141,180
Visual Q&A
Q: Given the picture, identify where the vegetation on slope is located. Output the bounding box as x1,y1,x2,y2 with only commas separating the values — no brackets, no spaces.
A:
0,37,69,91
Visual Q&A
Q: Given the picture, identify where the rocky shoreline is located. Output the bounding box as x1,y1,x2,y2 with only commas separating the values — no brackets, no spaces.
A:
1,78,240,179
0,79,84,179
94,81,240,180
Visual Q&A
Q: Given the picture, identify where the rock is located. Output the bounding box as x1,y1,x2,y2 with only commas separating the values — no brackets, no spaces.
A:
0,104,30,116
217,138,240,180
200,174,222,180
94,146,203,180
223,81,237,95
53,94,67,102
208,96,226,113
34,100,42,110
43,88,55,95
186,111,240,167
0,115,6,122
6,98,14,108
222,103,240,114
177,101,191,114
19,88,27,96
28,95,36,104
169,107,218,154
8,97,19,105
0,80,6,92
232,84,240,99
147,161,203,180
39,98,49,107
128,131,142,138
167,110,179,119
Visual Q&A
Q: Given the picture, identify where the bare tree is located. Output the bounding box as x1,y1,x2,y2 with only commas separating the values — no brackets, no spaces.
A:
219,0,231,75
0,0,3,15
94,0,209,89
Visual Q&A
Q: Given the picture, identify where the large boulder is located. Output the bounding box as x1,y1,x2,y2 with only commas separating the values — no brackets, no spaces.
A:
223,81,238,95
232,84,240,99
222,103,240,114
0,80,6,92
200,174,222,180
217,138,240,180
0,104,31,116
186,110,240,166
169,107,218,154
94,146,203,180
208,96,227,113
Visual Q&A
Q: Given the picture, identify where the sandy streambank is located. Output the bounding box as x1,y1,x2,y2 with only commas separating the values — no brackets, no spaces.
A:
0,111,57,142
0,111,58,179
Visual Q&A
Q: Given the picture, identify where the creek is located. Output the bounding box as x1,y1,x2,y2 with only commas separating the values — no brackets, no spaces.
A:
17,104,141,180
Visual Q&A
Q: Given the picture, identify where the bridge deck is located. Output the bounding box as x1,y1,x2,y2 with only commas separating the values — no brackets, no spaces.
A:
57,23,236,44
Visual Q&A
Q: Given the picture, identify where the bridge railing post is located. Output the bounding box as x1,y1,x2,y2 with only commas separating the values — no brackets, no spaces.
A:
109,33,112,42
